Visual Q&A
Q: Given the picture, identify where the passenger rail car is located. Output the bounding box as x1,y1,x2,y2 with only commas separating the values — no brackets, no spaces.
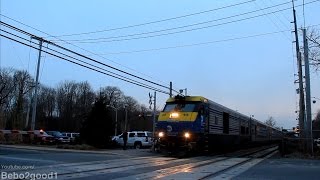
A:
155,95,282,152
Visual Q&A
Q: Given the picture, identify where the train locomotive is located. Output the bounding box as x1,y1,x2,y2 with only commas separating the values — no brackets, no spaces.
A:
155,95,282,152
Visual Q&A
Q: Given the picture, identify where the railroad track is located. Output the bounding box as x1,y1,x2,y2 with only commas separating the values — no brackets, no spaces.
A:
121,145,278,180
3,145,278,179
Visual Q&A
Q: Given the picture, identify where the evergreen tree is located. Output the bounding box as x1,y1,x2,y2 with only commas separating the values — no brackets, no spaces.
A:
80,97,114,147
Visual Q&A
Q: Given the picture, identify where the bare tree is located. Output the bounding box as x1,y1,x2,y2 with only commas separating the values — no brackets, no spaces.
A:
0,68,16,107
100,86,123,108
73,81,95,131
0,67,153,133
312,110,320,138
75,81,95,113
265,116,276,127
135,104,153,131
10,70,32,129
36,85,56,129
0,68,16,129
121,96,138,131
307,28,320,70
56,81,95,132
56,81,78,131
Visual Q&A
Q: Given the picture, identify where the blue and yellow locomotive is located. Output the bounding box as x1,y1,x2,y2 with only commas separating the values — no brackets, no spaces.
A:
155,95,282,152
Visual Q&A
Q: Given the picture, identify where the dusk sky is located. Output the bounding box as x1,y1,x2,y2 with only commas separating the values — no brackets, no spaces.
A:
1,0,320,129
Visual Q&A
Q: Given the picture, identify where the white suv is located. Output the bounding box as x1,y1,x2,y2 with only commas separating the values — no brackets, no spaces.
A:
113,131,153,149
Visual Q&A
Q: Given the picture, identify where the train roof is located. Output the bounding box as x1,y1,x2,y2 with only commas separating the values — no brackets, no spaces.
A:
167,95,239,114
166,96,208,103
166,95,280,131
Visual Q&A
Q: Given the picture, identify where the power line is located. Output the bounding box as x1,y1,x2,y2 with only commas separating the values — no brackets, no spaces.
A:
91,30,293,55
0,32,170,95
253,0,291,41
58,0,319,44
0,28,140,87
47,0,256,38
49,38,170,90
82,23,319,56
0,14,170,87
0,21,171,91
265,0,292,29
0,22,174,94
54,0,294,43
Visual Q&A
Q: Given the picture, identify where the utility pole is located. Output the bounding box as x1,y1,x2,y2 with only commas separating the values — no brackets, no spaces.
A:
31,37,44,131
25,83,34,129
169,82,172,98
303,29,313,155
115,108,118,136
107,105,118,136
292,0,305,141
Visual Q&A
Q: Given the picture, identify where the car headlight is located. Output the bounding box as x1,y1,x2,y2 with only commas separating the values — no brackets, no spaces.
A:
184,132,190,138
158,132,164,138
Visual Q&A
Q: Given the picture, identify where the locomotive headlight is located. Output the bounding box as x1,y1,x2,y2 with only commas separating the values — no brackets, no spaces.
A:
158,132,164,138
184,132,190,138
170,112,179,119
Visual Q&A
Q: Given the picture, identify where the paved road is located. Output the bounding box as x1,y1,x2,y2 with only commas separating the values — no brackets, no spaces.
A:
235,157,320,180
0,145,156,167
0,145,319,179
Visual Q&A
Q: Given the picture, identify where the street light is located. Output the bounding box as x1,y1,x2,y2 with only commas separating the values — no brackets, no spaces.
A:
107,105,118,136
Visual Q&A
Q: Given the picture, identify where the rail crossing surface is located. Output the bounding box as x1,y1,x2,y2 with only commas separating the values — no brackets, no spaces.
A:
0,145,319,180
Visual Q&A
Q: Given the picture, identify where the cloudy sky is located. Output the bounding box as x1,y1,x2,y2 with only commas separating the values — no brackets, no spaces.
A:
1,0,320,129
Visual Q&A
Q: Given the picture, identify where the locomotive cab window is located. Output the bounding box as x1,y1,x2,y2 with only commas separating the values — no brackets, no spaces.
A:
163,103,200,112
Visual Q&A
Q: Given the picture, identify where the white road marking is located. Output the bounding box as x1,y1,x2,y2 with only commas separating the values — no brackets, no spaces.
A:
116,157,227,180
210,150,278,180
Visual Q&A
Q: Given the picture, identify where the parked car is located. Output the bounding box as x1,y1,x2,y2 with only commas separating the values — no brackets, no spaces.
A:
33,130,55,144
46,131,70,144
61,132,80,144
113,131,153,149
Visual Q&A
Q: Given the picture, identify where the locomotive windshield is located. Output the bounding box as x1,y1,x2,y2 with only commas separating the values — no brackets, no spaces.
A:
163,102,200,112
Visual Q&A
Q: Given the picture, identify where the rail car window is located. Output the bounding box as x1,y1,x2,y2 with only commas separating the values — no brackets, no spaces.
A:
241,126,245,135
214,116,218,125
163,103,199,112
223,112,229,134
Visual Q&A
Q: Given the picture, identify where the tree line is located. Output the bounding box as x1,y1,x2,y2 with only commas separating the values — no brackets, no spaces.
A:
0,68,153,135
